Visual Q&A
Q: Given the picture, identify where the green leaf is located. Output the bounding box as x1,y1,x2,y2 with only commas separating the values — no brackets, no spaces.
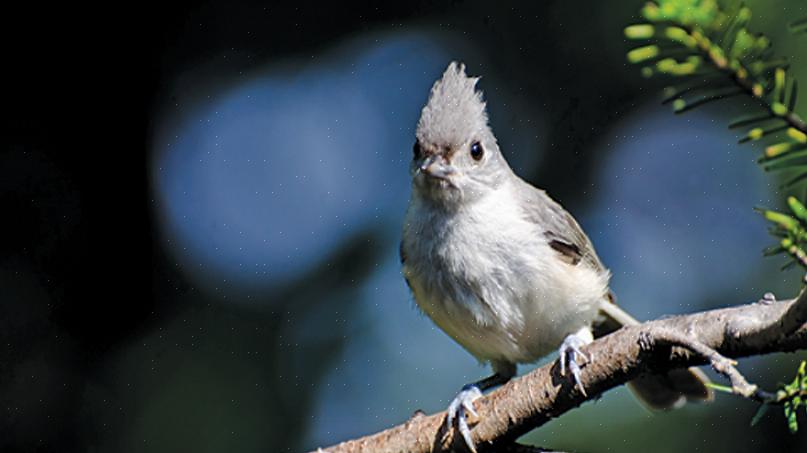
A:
772,102,789,117
728,113,774,129
785,400,799,433
765,141,804,158
773,67,787,103
656,56,702,75
673,88,743,113
751,403,770,427
788,198,807,223
628,45,660,63
788,80,799,112
740,125,788,143
625,24,655,39
781,258,799,271
796,361,806,385
789,128,807,144
745,127,765,141
785,170,807,188
763,245,786,256
761,149,807,172
665,26,697,47
761,210,800,230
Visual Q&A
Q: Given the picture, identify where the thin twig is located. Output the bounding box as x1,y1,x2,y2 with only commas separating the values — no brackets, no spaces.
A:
639,327,776,402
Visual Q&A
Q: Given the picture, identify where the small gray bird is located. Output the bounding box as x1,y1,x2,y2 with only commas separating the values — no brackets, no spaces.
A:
400,62,712,451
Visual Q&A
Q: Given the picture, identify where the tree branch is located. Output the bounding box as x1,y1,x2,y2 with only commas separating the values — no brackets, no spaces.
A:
314,290,807,453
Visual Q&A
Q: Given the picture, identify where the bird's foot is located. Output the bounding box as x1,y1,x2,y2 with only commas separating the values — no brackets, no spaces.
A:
559,331,592,395
447,384,483,452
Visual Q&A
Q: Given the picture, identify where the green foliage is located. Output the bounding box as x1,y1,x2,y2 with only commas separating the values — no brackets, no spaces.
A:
623,0,806,168
780,360,807,432
625,0,807,271
768,361,807,433
758,197,807,270
708,361,807,432
625,2,807,432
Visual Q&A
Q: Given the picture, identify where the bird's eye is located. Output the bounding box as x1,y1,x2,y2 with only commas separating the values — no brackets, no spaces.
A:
413,141,422,159
470,141,484,161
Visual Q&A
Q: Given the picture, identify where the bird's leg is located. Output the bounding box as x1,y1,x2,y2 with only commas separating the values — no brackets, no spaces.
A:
447,361,515,453
558,326,594,395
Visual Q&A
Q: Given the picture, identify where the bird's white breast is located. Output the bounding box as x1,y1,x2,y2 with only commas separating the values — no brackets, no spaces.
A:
402,182,608,364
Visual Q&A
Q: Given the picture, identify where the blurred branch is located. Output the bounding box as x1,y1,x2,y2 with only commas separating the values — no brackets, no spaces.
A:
314,290,807,453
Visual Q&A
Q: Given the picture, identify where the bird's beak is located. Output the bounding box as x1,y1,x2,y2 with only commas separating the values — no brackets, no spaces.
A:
419,155,438,172
419,155,454,180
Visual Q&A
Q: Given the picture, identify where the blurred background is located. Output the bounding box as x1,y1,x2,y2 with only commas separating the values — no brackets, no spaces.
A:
4,0,807,452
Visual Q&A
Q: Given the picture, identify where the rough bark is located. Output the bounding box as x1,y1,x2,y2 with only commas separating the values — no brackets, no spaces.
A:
314,291,807,453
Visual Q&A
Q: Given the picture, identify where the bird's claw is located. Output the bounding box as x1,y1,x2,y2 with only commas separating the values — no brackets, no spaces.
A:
447,385,482,453
559,333,590,396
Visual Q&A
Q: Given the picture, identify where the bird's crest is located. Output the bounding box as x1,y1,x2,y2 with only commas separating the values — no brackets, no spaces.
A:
416,62,489,149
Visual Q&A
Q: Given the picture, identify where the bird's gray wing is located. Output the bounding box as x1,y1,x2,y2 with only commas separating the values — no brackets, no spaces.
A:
515,179,605,272
516,179,628,337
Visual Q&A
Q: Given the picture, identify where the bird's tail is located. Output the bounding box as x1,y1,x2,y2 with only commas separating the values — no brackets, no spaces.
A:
595,296,713,409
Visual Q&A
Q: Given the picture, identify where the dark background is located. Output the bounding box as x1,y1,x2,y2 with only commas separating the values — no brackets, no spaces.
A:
4,1,807,452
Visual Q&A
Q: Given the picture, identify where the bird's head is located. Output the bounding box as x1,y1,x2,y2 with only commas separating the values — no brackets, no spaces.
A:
411,62,509,206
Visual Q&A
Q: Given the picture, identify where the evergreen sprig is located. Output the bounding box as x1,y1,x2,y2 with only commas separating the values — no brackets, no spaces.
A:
757,197,807,270
709,360,807,432
753,361,807,433
624,0,807,271
624,0,807,433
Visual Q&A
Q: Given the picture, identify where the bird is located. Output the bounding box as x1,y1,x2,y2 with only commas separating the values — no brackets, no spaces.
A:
400,62,713,452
